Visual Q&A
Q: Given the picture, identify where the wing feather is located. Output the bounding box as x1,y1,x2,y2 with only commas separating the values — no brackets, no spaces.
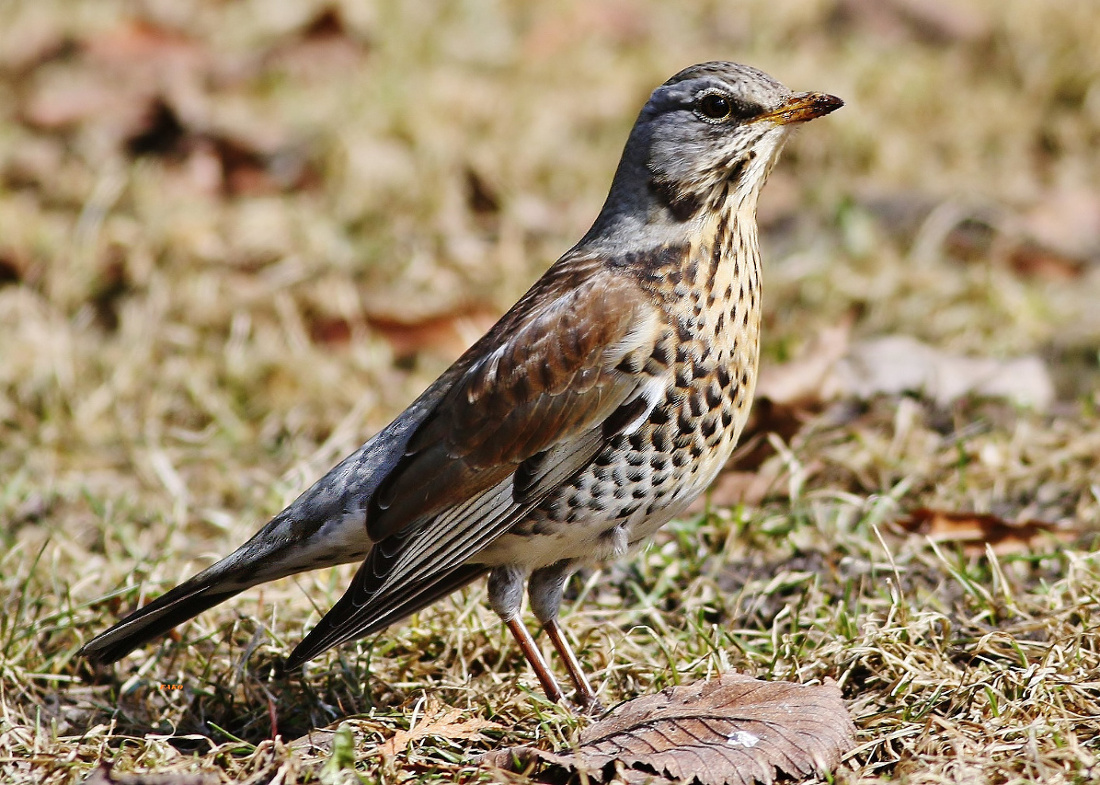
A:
286,266,668,666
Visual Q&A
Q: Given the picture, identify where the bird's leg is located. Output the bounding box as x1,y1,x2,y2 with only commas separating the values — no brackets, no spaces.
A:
489,566,565,704
529,561,604,714
542,617,601,713
503,617,564,704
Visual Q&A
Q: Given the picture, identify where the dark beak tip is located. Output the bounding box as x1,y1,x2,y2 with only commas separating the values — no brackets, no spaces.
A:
821,93,844,112
808,92,844,118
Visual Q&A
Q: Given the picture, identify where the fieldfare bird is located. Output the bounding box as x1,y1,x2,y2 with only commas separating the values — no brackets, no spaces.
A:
81,62,842,711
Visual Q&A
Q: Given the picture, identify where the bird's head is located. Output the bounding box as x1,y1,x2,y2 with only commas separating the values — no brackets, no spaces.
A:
588,62,842,242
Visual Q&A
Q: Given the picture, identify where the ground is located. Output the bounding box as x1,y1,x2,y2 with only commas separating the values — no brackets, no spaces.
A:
1,1,1099,783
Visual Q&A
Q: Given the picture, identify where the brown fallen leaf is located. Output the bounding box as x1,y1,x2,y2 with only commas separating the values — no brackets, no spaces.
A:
263,6,371,81
363,307,499,360
484,673,855,785
897,508,1074,556
378,703,501,759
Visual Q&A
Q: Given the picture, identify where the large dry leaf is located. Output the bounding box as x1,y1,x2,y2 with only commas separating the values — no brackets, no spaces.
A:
898,508,1075,556
826,335,1054,410
484,673,854,784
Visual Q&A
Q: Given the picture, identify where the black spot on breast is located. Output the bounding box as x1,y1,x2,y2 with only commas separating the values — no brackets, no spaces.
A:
603,393,652,439
688,390,705,418
652,336,673,366
721,408,734,428
616,354,642,374
717,365,731,389
705,380,723,408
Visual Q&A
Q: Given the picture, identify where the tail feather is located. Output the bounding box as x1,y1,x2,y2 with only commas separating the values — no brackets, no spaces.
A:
80,581,245,664
284,562,487,670
80,381,454,665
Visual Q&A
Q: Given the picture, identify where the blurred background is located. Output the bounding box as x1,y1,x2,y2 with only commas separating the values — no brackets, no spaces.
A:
2,0,1097,537
0,0,1098,778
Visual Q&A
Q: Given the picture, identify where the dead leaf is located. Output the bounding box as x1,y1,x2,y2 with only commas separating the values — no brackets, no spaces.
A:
363,307,499,359
484,673,855,785
82,18,204,72
264,6,370,80
18,19,205,138
715,320,850,478
830,0,990,46
379,703,500,759
897,508,1074,556
121,98,321,197
755,322,852,407
0,250,26,287
826,335,1055,410
690,467,778,510
1021,186,1100,262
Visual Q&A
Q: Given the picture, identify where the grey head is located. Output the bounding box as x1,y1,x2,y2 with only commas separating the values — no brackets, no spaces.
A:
583,61,842,249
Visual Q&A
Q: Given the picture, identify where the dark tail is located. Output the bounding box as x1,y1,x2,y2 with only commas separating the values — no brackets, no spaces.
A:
80,376,458,665
80,580,247,664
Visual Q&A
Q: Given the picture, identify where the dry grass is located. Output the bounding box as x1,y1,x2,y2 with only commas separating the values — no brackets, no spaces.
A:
1,0,1099,782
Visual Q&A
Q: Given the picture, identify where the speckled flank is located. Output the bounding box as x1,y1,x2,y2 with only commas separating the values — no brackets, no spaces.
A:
483,206,762,567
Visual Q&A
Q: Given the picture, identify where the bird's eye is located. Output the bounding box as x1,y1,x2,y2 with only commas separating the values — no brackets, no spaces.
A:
698,93,733,121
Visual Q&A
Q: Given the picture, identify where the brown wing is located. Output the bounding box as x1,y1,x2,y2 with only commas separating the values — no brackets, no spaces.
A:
284,266,666,667
365,271,660,540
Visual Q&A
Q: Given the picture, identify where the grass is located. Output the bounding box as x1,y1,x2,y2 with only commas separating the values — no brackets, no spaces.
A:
1,0,1100,782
